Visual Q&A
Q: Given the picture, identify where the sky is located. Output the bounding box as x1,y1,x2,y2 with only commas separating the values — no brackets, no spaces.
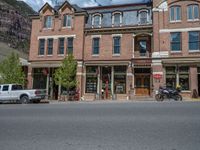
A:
22,0,150,11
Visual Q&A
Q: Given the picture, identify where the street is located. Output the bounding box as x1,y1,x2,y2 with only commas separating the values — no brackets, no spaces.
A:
0,101,200,150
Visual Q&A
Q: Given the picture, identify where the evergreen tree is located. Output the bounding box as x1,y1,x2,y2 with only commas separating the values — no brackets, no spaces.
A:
54,54,77,99
0,52,25,85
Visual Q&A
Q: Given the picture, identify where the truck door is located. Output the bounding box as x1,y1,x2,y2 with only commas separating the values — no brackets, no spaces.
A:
1,85,10,101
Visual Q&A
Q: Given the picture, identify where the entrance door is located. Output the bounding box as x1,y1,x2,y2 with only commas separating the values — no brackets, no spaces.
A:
101,67,112,99
135,75,150,96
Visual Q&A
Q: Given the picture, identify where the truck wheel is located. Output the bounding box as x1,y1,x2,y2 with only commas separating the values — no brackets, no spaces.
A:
20,95,29,104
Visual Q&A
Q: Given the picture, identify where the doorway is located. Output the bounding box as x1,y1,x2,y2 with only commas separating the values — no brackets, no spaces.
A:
135,75,150,96
101,66,112,99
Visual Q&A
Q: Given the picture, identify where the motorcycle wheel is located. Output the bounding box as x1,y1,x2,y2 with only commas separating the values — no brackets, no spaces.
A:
155,94,164,101
175,95,182,101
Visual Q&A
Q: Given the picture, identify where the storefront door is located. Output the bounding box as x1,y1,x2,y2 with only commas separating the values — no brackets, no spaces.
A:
101,67,112,99
135,75,150,96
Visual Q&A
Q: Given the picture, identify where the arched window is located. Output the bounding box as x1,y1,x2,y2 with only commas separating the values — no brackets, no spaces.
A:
138,10,148,24
170,6,181,22
92,13,102,28
112,12,122,26
187,4,199,20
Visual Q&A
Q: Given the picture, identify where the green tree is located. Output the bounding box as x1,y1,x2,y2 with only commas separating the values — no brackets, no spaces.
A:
54,54,77,100
0,52,25,85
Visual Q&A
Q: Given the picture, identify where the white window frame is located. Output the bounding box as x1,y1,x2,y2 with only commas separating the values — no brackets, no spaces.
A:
138,9,149,25
63,14,72,28
169,6,181,23
92,13,102,28
112,12,122,27
44,16,53,29
187,4,199,21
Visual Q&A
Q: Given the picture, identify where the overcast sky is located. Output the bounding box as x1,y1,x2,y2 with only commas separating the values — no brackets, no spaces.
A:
22,0,150,11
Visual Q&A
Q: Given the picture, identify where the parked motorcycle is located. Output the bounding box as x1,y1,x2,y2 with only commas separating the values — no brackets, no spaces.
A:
155,86,182,101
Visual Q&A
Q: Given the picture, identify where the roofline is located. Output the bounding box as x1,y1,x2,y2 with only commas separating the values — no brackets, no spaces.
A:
83,2,152,10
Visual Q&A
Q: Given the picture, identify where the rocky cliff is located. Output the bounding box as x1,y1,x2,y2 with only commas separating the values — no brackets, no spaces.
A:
0,0,35,54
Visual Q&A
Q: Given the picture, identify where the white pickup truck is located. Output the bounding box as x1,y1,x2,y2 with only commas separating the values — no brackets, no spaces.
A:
0,84,46,104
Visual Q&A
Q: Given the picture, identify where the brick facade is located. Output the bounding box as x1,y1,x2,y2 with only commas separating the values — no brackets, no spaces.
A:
28,0,200,100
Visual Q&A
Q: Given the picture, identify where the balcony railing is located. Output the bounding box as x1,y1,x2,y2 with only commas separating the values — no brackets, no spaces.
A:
134,51,151,58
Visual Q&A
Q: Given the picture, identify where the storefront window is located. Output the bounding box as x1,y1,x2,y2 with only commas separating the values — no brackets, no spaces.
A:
114,66,126,94
85,66,98,93
166,67,176,88
179,67,189,90
33,68,47,89
166,66,189,90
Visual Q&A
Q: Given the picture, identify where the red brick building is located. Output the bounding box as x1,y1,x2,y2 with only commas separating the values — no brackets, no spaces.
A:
28,0,200,100
152,0,200,98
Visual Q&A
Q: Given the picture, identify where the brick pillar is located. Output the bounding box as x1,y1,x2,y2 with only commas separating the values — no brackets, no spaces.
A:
27,66,33,89
152,60,165,96
127,63,134,100
190,66,198,97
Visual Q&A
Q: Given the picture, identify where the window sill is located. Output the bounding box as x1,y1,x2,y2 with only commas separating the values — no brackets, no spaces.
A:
187,19,199,22
57,54,65,57
170,51,182,53
47,55,53,57
38,55,45,57
112,54,120,57
92,54,99,57
62,26,72,29
189,50,200,53
169,20,181,23
43,28,53,30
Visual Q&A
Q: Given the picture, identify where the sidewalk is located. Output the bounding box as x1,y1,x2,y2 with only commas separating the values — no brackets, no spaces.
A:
43,97,200,104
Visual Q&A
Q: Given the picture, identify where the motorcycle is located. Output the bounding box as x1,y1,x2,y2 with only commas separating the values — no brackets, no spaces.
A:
155,86,182,101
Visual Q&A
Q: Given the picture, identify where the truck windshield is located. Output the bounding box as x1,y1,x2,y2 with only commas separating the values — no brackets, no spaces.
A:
11,85,23,91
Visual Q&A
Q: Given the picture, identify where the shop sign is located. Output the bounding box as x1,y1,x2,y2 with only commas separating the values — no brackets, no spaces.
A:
153,74,162,79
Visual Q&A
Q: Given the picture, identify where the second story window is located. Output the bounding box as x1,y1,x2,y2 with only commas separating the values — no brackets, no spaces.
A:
112,12,122,26
92,14,101,28
67,37,73,54
47,38,53,55
170,6,181,22
38,39,45,55
139,40,147,56
63,15,72,27
170,32,181,51
92,38,100,55
187,5,199,21
113,36,121,54
139,11,148,24
189,31,200,51
44,16,52,28
58,38,64,55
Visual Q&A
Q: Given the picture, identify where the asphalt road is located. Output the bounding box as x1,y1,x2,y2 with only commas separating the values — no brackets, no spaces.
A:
0,101,200,150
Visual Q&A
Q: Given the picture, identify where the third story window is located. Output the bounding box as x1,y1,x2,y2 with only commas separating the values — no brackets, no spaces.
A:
113,36,121,54
92,38,100,55
170,32,181,51
139,11,148,24
113,13,121,26
44,16,52,28
187,5,199,20
93,15,101,27
170,6,181,22
63,15,72,27
189,31,200,51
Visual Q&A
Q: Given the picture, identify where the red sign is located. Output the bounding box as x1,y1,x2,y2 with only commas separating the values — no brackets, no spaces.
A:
153,74,162,79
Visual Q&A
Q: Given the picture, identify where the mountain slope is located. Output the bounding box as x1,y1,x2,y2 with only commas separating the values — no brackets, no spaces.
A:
0,0,35,54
